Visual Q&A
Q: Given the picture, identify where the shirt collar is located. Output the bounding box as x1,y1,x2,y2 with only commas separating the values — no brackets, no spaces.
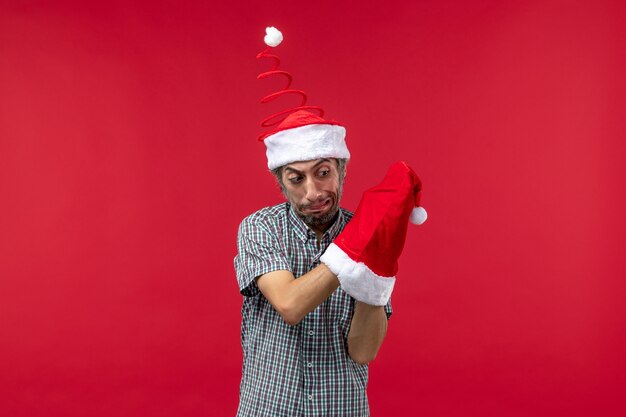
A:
325,209,346,241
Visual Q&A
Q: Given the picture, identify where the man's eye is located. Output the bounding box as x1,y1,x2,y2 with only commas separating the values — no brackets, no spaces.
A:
318,170,330,177
288,176,303,184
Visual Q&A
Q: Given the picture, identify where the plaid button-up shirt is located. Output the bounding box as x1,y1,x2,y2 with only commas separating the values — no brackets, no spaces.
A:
234,202,392,417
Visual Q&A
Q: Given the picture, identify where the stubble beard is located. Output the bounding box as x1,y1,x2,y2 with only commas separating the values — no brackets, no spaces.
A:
290,181,344,230
296,198,340,229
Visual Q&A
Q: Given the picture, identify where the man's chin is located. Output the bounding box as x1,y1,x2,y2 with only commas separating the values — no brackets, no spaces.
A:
298,206,339,229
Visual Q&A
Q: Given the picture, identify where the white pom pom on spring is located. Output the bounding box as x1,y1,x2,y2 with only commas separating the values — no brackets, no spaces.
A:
264,27,283,47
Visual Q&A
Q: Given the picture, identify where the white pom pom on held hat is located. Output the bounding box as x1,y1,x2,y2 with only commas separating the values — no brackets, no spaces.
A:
410,206,428,225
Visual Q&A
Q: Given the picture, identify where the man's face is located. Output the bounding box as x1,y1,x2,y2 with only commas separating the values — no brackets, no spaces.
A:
280,158,344,231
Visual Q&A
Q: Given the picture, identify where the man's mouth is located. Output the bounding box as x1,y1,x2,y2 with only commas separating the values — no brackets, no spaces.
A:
305,198,331,213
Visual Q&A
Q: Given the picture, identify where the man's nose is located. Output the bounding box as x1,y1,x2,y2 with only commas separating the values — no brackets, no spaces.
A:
304,178,322,201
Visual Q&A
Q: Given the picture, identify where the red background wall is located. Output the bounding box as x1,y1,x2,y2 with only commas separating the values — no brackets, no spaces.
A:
1,1,625,416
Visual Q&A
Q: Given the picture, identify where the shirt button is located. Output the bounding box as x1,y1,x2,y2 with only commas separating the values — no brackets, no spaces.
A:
307,362,313,368
308,394,313,400
309,330,314,336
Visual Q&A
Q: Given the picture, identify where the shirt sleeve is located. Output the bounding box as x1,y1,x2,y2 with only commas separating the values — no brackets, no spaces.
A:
234,216,291,297
384,297,393,320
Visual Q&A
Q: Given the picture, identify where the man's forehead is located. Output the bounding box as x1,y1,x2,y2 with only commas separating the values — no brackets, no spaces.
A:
283,158,334,171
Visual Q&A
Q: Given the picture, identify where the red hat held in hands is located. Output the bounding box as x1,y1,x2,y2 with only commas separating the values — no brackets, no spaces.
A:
321,161,427,306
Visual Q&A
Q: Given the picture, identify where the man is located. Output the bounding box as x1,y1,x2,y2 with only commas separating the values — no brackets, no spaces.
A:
235,152,391,416
234,28,426,416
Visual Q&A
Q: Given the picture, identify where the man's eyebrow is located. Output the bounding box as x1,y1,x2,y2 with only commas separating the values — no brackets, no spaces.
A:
283,166,303,175
312,158,331,168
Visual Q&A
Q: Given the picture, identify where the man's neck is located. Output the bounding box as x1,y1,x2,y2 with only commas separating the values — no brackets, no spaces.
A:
309,212,339,242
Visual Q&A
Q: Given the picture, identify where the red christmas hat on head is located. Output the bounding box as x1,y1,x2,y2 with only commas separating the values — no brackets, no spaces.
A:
257,27,350,169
